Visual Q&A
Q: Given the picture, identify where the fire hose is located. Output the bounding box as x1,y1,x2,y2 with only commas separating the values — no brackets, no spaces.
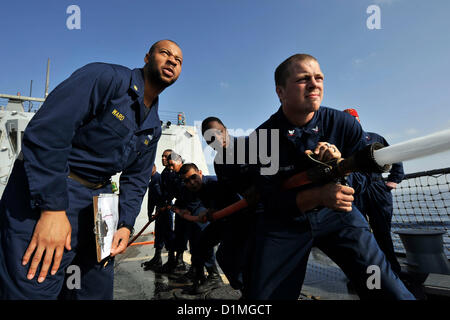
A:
127,210,161,247
168,142,388,223
130,128,450,238
170,128,450,224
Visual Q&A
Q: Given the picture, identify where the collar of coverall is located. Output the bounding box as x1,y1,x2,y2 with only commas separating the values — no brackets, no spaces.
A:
275,106,324,137
131,68,161,133
130,68,146,98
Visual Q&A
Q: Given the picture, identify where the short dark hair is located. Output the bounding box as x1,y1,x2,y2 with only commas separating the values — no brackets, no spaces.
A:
167,151,183,163
148,39,180,56
201,116,226,136
179,163,199,176
163,149,173,154
274,54,318,87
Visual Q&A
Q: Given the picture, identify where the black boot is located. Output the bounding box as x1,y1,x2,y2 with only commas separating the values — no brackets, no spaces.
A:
142,248,162,271
189,265,206,295
158,251,176,274
173,264,196,283
173,251,187,274
195,264,224,294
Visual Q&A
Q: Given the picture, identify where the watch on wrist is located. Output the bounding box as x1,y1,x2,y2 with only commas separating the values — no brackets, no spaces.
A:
117,222,134,237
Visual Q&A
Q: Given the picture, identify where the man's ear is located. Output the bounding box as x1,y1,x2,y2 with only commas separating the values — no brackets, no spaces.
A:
275,85,284,104
198,170,202,176
144,53,150,64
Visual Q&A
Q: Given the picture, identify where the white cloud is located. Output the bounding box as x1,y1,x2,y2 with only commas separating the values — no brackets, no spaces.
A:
405,128,419,136
352,52,377,67
219,81,229,89
352,58,363,66
385,128,420,143
403,150,450,173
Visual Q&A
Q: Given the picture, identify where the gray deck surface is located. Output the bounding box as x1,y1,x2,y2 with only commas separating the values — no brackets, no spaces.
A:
113,235,359,300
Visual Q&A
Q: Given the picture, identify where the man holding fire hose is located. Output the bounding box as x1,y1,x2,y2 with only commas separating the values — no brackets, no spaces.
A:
245,54,415,300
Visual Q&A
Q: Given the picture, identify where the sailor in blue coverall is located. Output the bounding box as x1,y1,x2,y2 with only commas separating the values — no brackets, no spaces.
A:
142,165,175,271
158,152,191,273
344,109,405,276
201,117,260,297
247,54,414,300
142,150,176,271
357,132,404,275
178,163,240,293
0,40,183,299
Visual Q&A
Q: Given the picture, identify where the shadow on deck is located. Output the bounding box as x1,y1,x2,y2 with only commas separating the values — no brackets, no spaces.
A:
113,238,359,300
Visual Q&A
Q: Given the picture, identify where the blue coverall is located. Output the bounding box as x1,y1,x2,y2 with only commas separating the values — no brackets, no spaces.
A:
148,171,174,252
212,136,259,294
182,175,240,273
247,106,414,300
349,132,405,275
0,63,161,299
160,168,190,254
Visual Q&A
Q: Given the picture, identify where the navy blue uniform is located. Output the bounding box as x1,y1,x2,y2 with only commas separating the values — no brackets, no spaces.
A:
213,136,255,193
247,106,414,300
160,168,190,253
212,136,260,293
0,63,161,299
183,175,241,273
148,172,164,218
148,171,174,252
349,132,405,275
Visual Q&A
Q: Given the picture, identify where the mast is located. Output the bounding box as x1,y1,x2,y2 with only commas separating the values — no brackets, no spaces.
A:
44,58,50,98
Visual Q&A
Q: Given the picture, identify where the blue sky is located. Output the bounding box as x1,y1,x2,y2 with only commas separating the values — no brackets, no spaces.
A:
0,0,449,173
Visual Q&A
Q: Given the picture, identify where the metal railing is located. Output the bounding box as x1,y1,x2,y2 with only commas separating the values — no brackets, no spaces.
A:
159,110,186,126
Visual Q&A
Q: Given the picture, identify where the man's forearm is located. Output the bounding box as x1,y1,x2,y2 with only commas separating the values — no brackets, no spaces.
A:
295,188,322,213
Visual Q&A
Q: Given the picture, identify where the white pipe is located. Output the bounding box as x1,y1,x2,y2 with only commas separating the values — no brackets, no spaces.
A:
374,129,450,166
0,94,45,103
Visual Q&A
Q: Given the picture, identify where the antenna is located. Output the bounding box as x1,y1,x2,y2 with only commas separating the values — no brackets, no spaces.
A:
28,80,33,112
44,58,50,98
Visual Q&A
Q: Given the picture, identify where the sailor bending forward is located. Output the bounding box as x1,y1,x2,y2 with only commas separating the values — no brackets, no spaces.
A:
0,40,183,299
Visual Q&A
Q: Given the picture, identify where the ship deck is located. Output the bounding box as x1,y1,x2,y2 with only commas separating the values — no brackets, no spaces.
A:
113,233,367,300
114,233,450,300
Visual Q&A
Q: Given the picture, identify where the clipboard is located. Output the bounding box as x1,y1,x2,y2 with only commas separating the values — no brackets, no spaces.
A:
93,193,119,263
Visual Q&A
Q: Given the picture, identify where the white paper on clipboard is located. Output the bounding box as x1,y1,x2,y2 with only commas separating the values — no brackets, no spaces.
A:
93,193,119,262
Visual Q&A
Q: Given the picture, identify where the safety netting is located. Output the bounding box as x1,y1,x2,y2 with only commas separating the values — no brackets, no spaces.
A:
391,167,450,257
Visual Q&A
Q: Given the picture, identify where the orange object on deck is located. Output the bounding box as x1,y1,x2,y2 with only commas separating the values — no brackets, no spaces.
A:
128,241,154,247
